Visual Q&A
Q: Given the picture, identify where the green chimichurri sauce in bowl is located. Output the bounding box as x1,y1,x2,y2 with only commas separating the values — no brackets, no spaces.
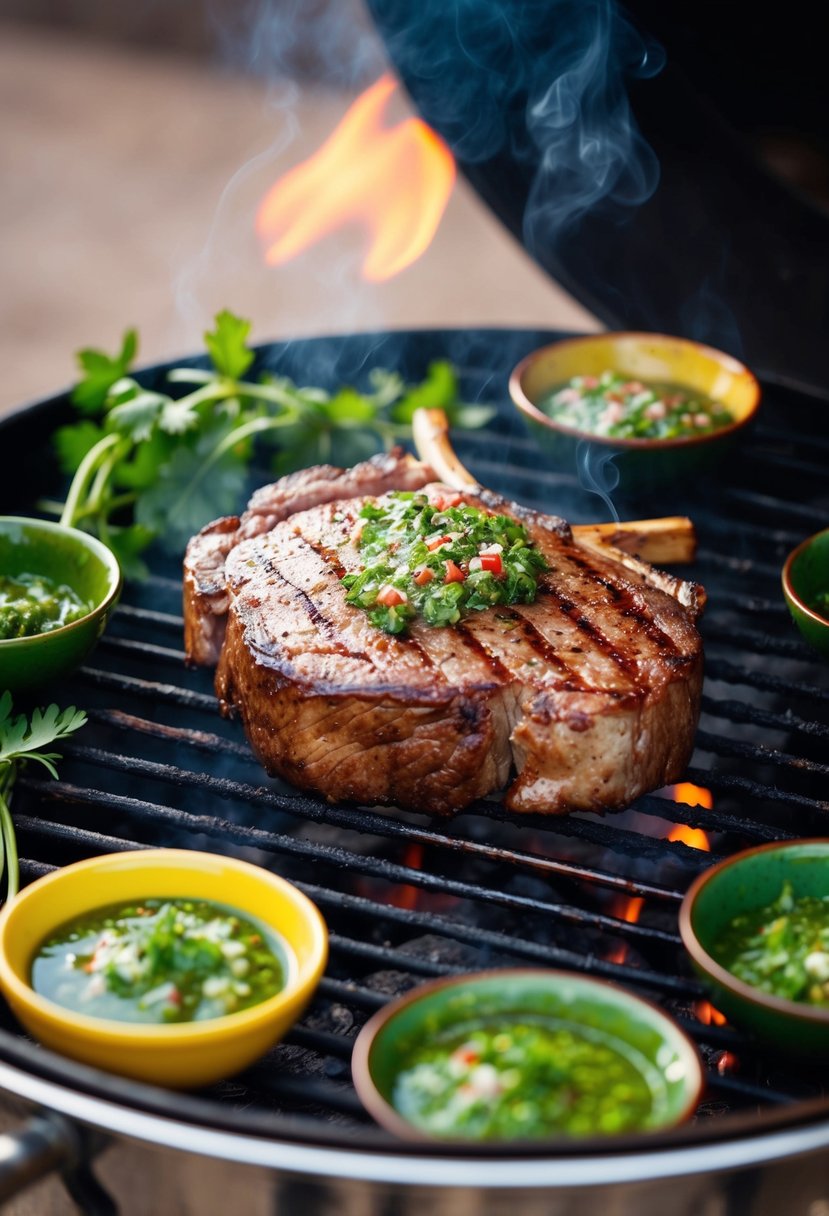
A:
0,571,92,640
681,840,829,1053
32,898,287,1025
0,516,121,692
352,969,702,1144
510,332,760,499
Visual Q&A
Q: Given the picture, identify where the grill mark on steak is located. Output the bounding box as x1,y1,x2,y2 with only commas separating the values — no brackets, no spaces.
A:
543,583,645,684
299,532,348,581
487,607,593,690
453,621,514,681
565,552,683,655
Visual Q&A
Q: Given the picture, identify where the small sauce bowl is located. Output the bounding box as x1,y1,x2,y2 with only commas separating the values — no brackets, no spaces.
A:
680,839,829,1053
509,332,760,498
0,849,328,1088
0,516,122,693
352,968,702,1144
782,526,829,658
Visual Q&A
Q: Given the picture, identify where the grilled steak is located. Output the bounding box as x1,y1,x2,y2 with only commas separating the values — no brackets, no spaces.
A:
183,448,434,665
195,472,704,816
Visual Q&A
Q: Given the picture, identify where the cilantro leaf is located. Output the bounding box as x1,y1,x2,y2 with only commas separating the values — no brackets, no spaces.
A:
54,421,107,475
1,694,87,901
72,329,138,414
107,390,168,442
136,423,249,553
204,310,254,381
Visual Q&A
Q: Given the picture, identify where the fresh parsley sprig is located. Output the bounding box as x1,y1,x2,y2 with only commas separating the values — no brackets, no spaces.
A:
52,311,492,579
0,692,87,902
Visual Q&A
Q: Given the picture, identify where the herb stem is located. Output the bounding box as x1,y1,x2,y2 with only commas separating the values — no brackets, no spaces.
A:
0,768,19,900
60,433,122,529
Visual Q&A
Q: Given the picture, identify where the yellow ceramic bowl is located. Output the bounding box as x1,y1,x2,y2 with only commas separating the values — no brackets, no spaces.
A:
0,849,328,1089
510,332,761,496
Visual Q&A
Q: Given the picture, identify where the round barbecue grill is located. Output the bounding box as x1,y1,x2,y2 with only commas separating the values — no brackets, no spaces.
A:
1,327,828,1215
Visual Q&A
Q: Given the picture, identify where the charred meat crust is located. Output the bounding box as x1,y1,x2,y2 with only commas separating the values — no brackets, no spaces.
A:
212,493,703,816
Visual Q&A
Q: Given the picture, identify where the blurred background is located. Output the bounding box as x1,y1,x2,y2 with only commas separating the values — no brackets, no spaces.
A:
0,0,598,413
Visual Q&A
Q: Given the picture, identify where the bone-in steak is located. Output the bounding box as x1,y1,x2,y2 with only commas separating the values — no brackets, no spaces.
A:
186,463,704,816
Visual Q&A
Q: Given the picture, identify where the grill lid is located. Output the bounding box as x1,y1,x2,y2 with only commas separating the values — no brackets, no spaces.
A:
365,0,829,396
1,327,828,1170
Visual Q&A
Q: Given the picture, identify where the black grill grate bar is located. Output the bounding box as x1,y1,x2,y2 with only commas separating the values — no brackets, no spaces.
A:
684,765,829,815
742,449,829,481
115,604,184,630
78,667,218,712
51,742,730,876
706,1072,794,1107
327,933,468,979
84,708,253,760
145,574,183,593
695,550,790,581
704,658,829,704
702,622,813,660
99,637,187,663
694,730,829,778
29,767,689,903
76,707,779,864
717,486,826,526
15,798,680,946
700,696,829,741
633,795,794,843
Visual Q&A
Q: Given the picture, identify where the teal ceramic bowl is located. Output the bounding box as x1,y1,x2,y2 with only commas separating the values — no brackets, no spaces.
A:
509,332,760,498
782,527,829,658
680,840,829,1053
352,968,703,1144
0,517,121,693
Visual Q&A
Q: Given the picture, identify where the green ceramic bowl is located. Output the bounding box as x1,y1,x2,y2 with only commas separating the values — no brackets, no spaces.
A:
509,332,760,498
782,527,829,658
0,517,121,694
680,840,829,1053
352,968,703,1144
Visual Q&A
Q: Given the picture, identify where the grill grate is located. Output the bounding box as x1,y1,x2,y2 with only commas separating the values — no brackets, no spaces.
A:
2,327,829,1149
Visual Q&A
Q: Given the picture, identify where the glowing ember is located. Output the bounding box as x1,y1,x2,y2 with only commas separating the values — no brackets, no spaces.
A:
256,74,456,282
695,1000,727,1026
606,895,645,964
667,782,712,852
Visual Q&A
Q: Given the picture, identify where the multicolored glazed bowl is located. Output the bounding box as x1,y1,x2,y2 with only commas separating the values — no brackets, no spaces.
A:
510,332,760,498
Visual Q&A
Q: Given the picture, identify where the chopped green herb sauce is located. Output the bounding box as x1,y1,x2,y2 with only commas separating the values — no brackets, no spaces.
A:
342,491,548,635
31,898,286,1024
392,1017,658,1140
540,371,734,440
0,572,91,640
715,881,829,1005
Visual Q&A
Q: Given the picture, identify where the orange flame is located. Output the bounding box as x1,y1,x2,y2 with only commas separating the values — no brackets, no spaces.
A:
695,1000,727,1026
667,783,712,852
256,74,456,282
389,843,424,910
606,895,644,965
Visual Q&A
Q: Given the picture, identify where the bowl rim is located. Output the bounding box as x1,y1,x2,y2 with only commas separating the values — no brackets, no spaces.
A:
679,837,829,1026
0,514,122,649
781,526,829,631
0,848,329,1044
351,965,704,1145
509,330,761,452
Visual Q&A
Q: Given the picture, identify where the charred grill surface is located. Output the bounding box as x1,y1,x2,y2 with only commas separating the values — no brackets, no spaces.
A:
0,327,827,1152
